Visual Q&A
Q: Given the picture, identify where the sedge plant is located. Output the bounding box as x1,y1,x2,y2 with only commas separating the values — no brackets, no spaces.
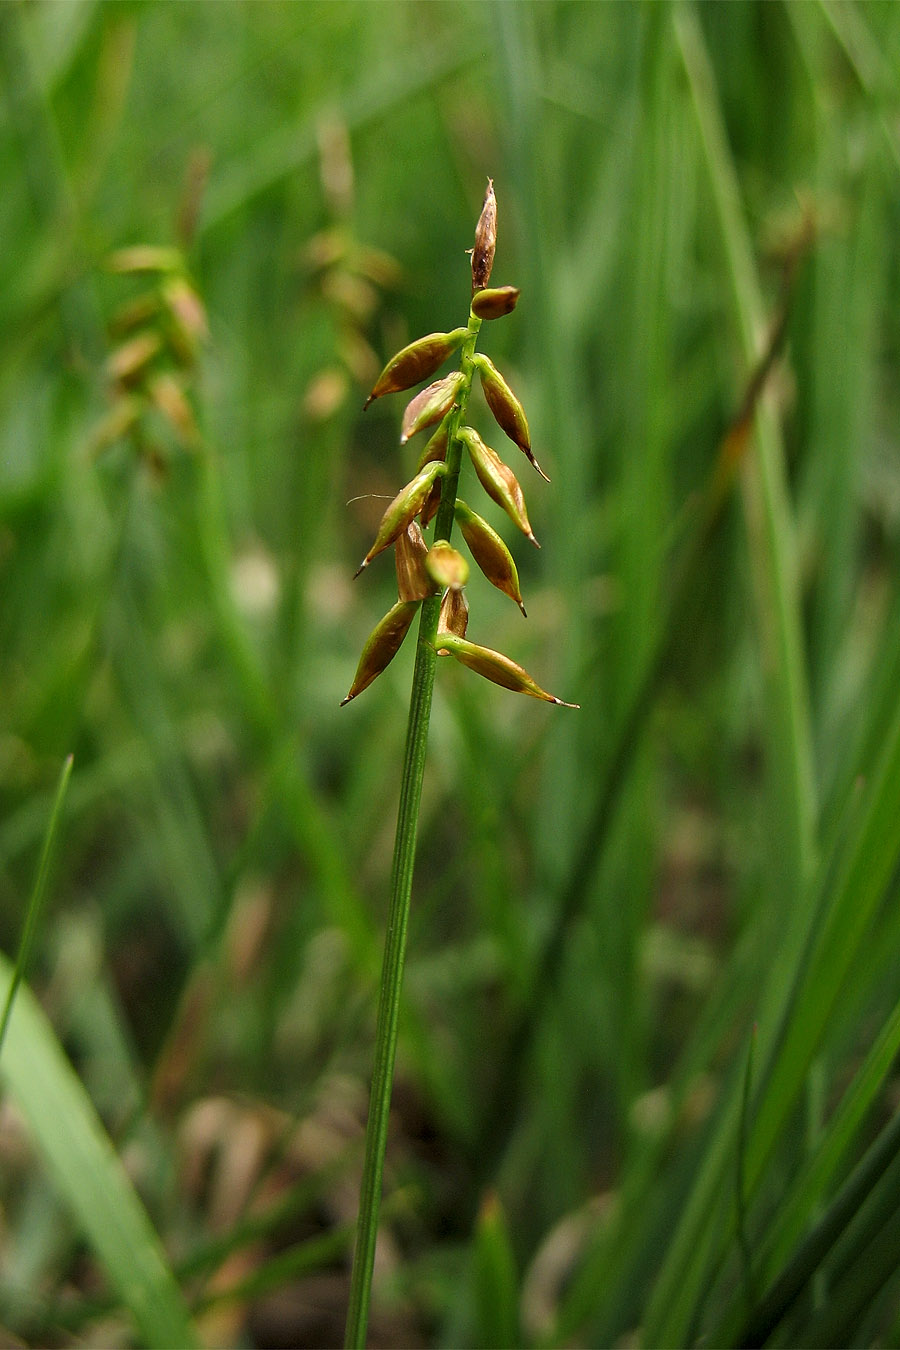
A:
342,180,577,1347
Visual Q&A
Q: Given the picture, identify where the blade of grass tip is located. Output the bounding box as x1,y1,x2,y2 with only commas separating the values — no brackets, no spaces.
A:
0,953,199,1349
0,753,73,1059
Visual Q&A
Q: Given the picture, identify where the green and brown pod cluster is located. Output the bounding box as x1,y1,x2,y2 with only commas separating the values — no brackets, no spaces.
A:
342,180,578,710
93,246,208,465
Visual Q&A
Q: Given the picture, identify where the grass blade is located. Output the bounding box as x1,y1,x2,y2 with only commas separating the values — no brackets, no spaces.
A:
0,753,73,1058
0,955,198,1348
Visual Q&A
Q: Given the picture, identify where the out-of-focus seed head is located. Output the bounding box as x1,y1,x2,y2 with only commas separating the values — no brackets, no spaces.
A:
454,499,527,616
425,540,469,591
364,329,467,410
437,588,469,649
458,426,539,547
395,521,434,601
106,331,163,384
473,353,549,481
162,275,209,348
148,372,199,447
471,286,520,320
400,370,465,444
471,178,497,294
437,634,579,707
107,246,183,275
341,599,421,705
354,461,446,577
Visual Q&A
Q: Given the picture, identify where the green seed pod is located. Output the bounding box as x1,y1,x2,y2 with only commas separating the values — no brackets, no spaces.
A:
354,462,446,577
395,521,434,601
341,599,421,706
458,427,539,547
400,370,465,444
437,587,469,648
425,540,469,591
364,329,467,410
472,353,549,482
471,286,520,320
471,178,497,294
454,499,527,616
437,634,579,707
416,419,450,472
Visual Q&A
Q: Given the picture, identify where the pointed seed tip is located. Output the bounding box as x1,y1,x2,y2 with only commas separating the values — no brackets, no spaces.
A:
340,694,353,707
352,560,368,579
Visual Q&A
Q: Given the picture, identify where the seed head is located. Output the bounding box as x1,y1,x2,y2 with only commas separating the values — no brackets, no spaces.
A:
425,540,469,591
395,521,434,601
354,461,446,577
437,587,469,648
471,286,520,320
341,599,421,705
400,370,465,444
416,419,450,472
471,178,497,294
364,328,467,410
454,499,527,616
458,426,539,547
473,353,549,482
437,634,578,707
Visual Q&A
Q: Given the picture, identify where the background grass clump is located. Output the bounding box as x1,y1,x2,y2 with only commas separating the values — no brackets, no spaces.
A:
2,2,900,1346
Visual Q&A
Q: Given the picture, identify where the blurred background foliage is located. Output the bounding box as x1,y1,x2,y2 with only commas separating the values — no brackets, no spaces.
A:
2,0,900,1345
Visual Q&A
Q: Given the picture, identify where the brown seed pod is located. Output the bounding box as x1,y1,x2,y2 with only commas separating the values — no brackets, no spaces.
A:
457,426,539,547
473,353,549,482
437,634,578,707
364,329,467,410
425,540,469,591
471,286,520,320
400,370,465,444
471,178,497,294
354,462,446,577
341,600,421,705
454,499,526,615
395,521,434,601
437,588,469,649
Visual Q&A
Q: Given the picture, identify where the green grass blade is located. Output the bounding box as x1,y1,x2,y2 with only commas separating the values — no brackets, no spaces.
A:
714,987,900,1343
641,8,818,1341
0,956,198,1348
0,753,73,1058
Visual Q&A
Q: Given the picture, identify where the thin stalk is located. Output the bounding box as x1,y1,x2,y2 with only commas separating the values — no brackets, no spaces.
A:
344,312,481,1348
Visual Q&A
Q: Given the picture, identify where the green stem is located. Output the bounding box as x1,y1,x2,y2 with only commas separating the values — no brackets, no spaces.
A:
344,311,481,1348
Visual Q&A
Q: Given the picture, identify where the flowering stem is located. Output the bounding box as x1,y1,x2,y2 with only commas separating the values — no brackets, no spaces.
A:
344,311,481,1348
